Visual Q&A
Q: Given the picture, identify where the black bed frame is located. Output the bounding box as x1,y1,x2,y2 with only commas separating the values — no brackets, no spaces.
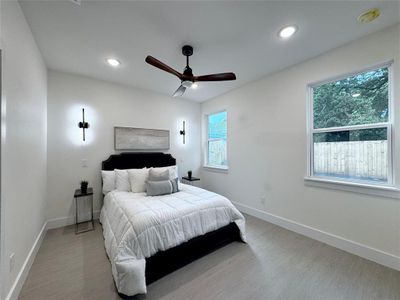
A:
101,152,241,291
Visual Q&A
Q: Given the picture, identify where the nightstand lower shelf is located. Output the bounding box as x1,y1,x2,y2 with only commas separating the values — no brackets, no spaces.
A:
76,220,95,234
74,188,95,234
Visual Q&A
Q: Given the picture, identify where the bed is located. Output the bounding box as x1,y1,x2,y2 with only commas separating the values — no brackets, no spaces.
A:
100,152,246,297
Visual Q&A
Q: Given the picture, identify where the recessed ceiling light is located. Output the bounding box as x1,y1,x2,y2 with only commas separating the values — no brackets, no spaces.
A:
357,8,380,24
352,93,361,98
106,58,121,67
191,83,198,89
278,25,298,39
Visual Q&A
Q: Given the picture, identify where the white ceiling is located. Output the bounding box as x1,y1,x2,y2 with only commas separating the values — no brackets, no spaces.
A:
20,0,400,102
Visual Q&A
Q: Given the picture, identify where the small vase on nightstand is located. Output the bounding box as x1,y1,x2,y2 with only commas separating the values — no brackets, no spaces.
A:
80,180,88,194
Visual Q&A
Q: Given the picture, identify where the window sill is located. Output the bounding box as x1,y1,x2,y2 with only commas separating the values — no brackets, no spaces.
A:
203,165,229,173
304,176,400,199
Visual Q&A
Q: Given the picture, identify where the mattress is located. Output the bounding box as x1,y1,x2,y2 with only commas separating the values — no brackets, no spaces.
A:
100,183,246,296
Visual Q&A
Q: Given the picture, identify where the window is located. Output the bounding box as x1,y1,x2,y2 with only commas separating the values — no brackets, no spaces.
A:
308,64,393,186
206,111,227,168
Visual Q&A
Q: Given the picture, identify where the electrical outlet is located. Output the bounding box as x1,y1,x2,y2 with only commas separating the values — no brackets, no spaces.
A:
9,253,15,272
260,196,266,205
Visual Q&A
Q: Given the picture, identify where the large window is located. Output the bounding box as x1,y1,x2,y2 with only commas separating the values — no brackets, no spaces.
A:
308,64,393,185
206,111,227,168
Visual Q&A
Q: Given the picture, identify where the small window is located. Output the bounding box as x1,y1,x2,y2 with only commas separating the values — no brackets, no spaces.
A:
308,64,392,185
206,111,227,168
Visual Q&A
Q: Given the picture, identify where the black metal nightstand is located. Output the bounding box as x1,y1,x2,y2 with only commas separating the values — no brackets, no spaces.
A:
74,188,95,234
181,176,200,186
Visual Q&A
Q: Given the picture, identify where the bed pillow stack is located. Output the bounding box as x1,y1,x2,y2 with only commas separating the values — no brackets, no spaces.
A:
101,170,116,194
115,169,131,191
127,168,149,193
101,165,179,194
149,165,178,181
145,166,180,196
148,169,170,181
146,178,179,196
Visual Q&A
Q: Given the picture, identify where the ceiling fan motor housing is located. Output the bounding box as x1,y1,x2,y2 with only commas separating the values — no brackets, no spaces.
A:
183,66,193,77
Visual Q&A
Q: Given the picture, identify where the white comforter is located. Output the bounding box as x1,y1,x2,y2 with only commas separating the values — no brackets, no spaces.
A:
100,183,246,296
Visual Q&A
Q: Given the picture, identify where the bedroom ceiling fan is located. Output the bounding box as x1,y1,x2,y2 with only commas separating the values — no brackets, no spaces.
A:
145,45,236,97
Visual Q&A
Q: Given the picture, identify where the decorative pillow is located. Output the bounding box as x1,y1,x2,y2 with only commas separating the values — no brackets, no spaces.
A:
150,165,178,180
148,169,169,181
101,170,115,194
114,169,130,191
128,168,149,193
146,178,179,196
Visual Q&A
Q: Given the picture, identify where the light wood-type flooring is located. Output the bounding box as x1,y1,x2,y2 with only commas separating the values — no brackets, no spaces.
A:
19,215,400,300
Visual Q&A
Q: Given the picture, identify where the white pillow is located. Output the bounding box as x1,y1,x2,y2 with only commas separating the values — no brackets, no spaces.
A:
128,168,149,193
114,169,131,191
150,165,178,180
101,170,115,194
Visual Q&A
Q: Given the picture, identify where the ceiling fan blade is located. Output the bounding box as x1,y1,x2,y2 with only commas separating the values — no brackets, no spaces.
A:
194,72,236,82
173,85,186,97
145,56,183,79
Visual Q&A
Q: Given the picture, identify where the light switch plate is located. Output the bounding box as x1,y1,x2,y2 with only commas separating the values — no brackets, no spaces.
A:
81,159,88,168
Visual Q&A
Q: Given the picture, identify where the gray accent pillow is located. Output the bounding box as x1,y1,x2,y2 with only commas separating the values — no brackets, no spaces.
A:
146,178,179,196
148,169,170,181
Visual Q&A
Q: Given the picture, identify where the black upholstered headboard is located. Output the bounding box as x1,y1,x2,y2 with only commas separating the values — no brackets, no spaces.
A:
101,152,176,171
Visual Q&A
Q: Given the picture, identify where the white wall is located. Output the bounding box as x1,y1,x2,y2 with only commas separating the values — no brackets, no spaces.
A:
47,70,201,223
201,25,400,259
1,1,48,298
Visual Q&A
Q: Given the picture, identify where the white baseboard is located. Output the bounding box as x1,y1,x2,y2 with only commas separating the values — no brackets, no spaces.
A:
46,210,100,230
233,201,400,271
5,222,47,300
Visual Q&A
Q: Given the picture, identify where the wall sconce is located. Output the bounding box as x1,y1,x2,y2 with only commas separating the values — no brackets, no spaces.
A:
179,120,186,144
78,108,89,141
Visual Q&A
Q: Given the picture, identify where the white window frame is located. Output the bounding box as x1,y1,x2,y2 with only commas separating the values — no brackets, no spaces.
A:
204,110,228,171
305,61,399,196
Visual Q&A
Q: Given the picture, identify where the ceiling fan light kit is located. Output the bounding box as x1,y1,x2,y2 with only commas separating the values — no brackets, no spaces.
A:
182,80,194,88
145,45,236,97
